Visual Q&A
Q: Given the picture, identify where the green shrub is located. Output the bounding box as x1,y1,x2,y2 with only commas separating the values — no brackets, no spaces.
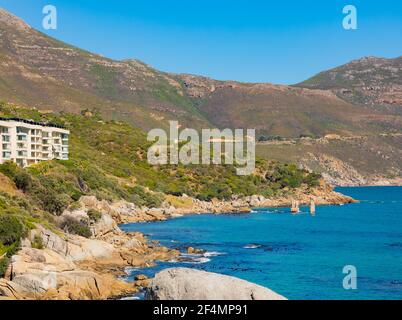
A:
127,186,164,208
87,209,102,222
0,256,10,278
31,234,44,250
37,190,70,215
264,163,321,190
0,161,18,179
69,202,82,211
60,217,92,238
14,171,32,192
303,172,322,187
71,190,83,202
0,215,25,246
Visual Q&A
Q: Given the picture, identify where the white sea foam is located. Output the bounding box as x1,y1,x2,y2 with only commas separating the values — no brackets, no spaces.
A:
182,257,211,264
121,296,141,300
124,266,139,274
243,244,262,249
203,251,225,257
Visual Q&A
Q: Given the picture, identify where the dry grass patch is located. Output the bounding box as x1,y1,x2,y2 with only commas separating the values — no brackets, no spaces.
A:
166,195,194,209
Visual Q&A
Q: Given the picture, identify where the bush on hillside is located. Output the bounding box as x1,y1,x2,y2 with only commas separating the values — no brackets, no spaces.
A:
0,215,25,246
265,163,321,189
14,171,32,192
127,186,164,208
32,187,70,216
0,161,18,179
60,217,92,238
31,234,44,250
0,256,10,278
87,209,102,222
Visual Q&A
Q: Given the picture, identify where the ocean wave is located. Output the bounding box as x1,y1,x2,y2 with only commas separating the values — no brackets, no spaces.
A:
124,266,139,274
121,295,142,300
203,251,225,257
174,252,214,264
181,257,211,264
243,244,262,249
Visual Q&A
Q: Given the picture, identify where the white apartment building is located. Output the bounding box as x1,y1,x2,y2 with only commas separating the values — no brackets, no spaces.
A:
0,118,69,167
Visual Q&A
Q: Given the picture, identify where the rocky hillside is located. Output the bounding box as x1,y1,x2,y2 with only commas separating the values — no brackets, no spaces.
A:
176,75,398,138
0,8,211,132
297,56,402,112
257,134,402,186
1,8,401,139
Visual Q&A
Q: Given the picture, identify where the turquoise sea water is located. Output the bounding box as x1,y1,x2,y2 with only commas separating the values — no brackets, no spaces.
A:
121,187,402,300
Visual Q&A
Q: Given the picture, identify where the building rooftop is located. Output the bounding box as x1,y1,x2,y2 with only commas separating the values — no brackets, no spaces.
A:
0,117,67,130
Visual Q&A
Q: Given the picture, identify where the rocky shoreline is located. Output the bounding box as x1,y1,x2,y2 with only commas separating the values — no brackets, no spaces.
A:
0,184,355,300
94,182,356,224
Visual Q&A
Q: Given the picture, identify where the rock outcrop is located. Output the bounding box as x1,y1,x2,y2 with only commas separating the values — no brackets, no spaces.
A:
145,268,287,300
0,217,179,300
2,246,134,300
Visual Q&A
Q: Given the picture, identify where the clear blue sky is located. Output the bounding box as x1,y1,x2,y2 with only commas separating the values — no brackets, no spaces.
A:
1,0,401,84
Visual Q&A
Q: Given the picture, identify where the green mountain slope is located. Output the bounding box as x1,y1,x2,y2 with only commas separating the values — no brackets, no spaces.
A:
0,102,322,204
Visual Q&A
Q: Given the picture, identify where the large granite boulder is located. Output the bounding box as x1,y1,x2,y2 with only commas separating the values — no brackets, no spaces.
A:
0,279,30,299
31,225,123,265
2,246,134,300
145,268,287,300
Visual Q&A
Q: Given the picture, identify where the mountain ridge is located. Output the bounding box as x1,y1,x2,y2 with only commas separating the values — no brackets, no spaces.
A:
1,8,401,139
297,55,402,111
0,8,401,185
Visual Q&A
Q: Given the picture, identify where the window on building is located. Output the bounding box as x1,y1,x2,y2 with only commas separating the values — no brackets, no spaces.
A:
2,151,11,159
